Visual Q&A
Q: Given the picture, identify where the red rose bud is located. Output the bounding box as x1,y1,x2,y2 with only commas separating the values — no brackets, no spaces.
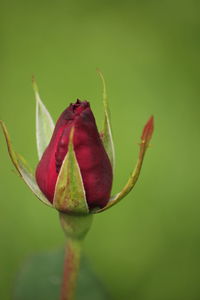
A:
35,100,113,209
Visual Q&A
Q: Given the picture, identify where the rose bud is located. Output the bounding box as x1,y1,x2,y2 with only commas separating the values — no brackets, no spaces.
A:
35,99,113,209
1,75,153,217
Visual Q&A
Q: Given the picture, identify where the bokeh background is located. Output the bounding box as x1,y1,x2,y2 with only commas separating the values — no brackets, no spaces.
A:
1,0,200,299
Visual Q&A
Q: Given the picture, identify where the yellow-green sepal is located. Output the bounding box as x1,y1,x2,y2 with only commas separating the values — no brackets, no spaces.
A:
96,116,154,213
97,70,115,170
32,77,55,160
53,127,89,215
0,121,52,207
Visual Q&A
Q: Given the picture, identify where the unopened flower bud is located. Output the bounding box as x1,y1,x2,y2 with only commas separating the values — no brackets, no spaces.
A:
35,100,113,209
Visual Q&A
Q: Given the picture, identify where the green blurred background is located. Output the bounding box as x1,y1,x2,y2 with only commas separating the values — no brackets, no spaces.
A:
1,0,200,299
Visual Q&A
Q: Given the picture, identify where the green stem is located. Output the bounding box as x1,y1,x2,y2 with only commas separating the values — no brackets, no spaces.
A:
59,212,93,300
60,238,81,300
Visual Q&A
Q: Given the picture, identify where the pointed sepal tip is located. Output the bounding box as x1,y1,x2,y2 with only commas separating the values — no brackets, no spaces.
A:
95,116,154,213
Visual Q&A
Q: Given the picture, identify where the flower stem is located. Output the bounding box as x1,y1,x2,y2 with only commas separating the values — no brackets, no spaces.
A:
59,212,93,300
61,238,81,300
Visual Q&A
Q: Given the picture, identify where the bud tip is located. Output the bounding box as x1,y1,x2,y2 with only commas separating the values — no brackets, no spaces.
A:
141,115,154,144
32,75,39,93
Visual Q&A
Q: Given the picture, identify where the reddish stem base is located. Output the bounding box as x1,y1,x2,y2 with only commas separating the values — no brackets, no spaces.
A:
60,239,81,300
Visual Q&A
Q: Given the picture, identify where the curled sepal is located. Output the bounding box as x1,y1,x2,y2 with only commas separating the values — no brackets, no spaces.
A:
0,121,52,207
32,77,55,160
96,116,154,213
59,212,93,240
53,127,89,215
97,70,115,170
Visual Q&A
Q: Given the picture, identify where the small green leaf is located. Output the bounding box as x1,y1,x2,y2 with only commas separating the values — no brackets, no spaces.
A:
0,121,52,207
13,248,111,300
53,127,89,214
97,70,115,170
32,77,55,160
96,116,154,213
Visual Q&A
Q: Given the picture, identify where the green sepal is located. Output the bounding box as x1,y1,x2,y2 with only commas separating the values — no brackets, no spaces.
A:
95,116,154,213
0,121,52,207
59,212,93,240
97,70,115,170
32,77,55,160
53,127,89,215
